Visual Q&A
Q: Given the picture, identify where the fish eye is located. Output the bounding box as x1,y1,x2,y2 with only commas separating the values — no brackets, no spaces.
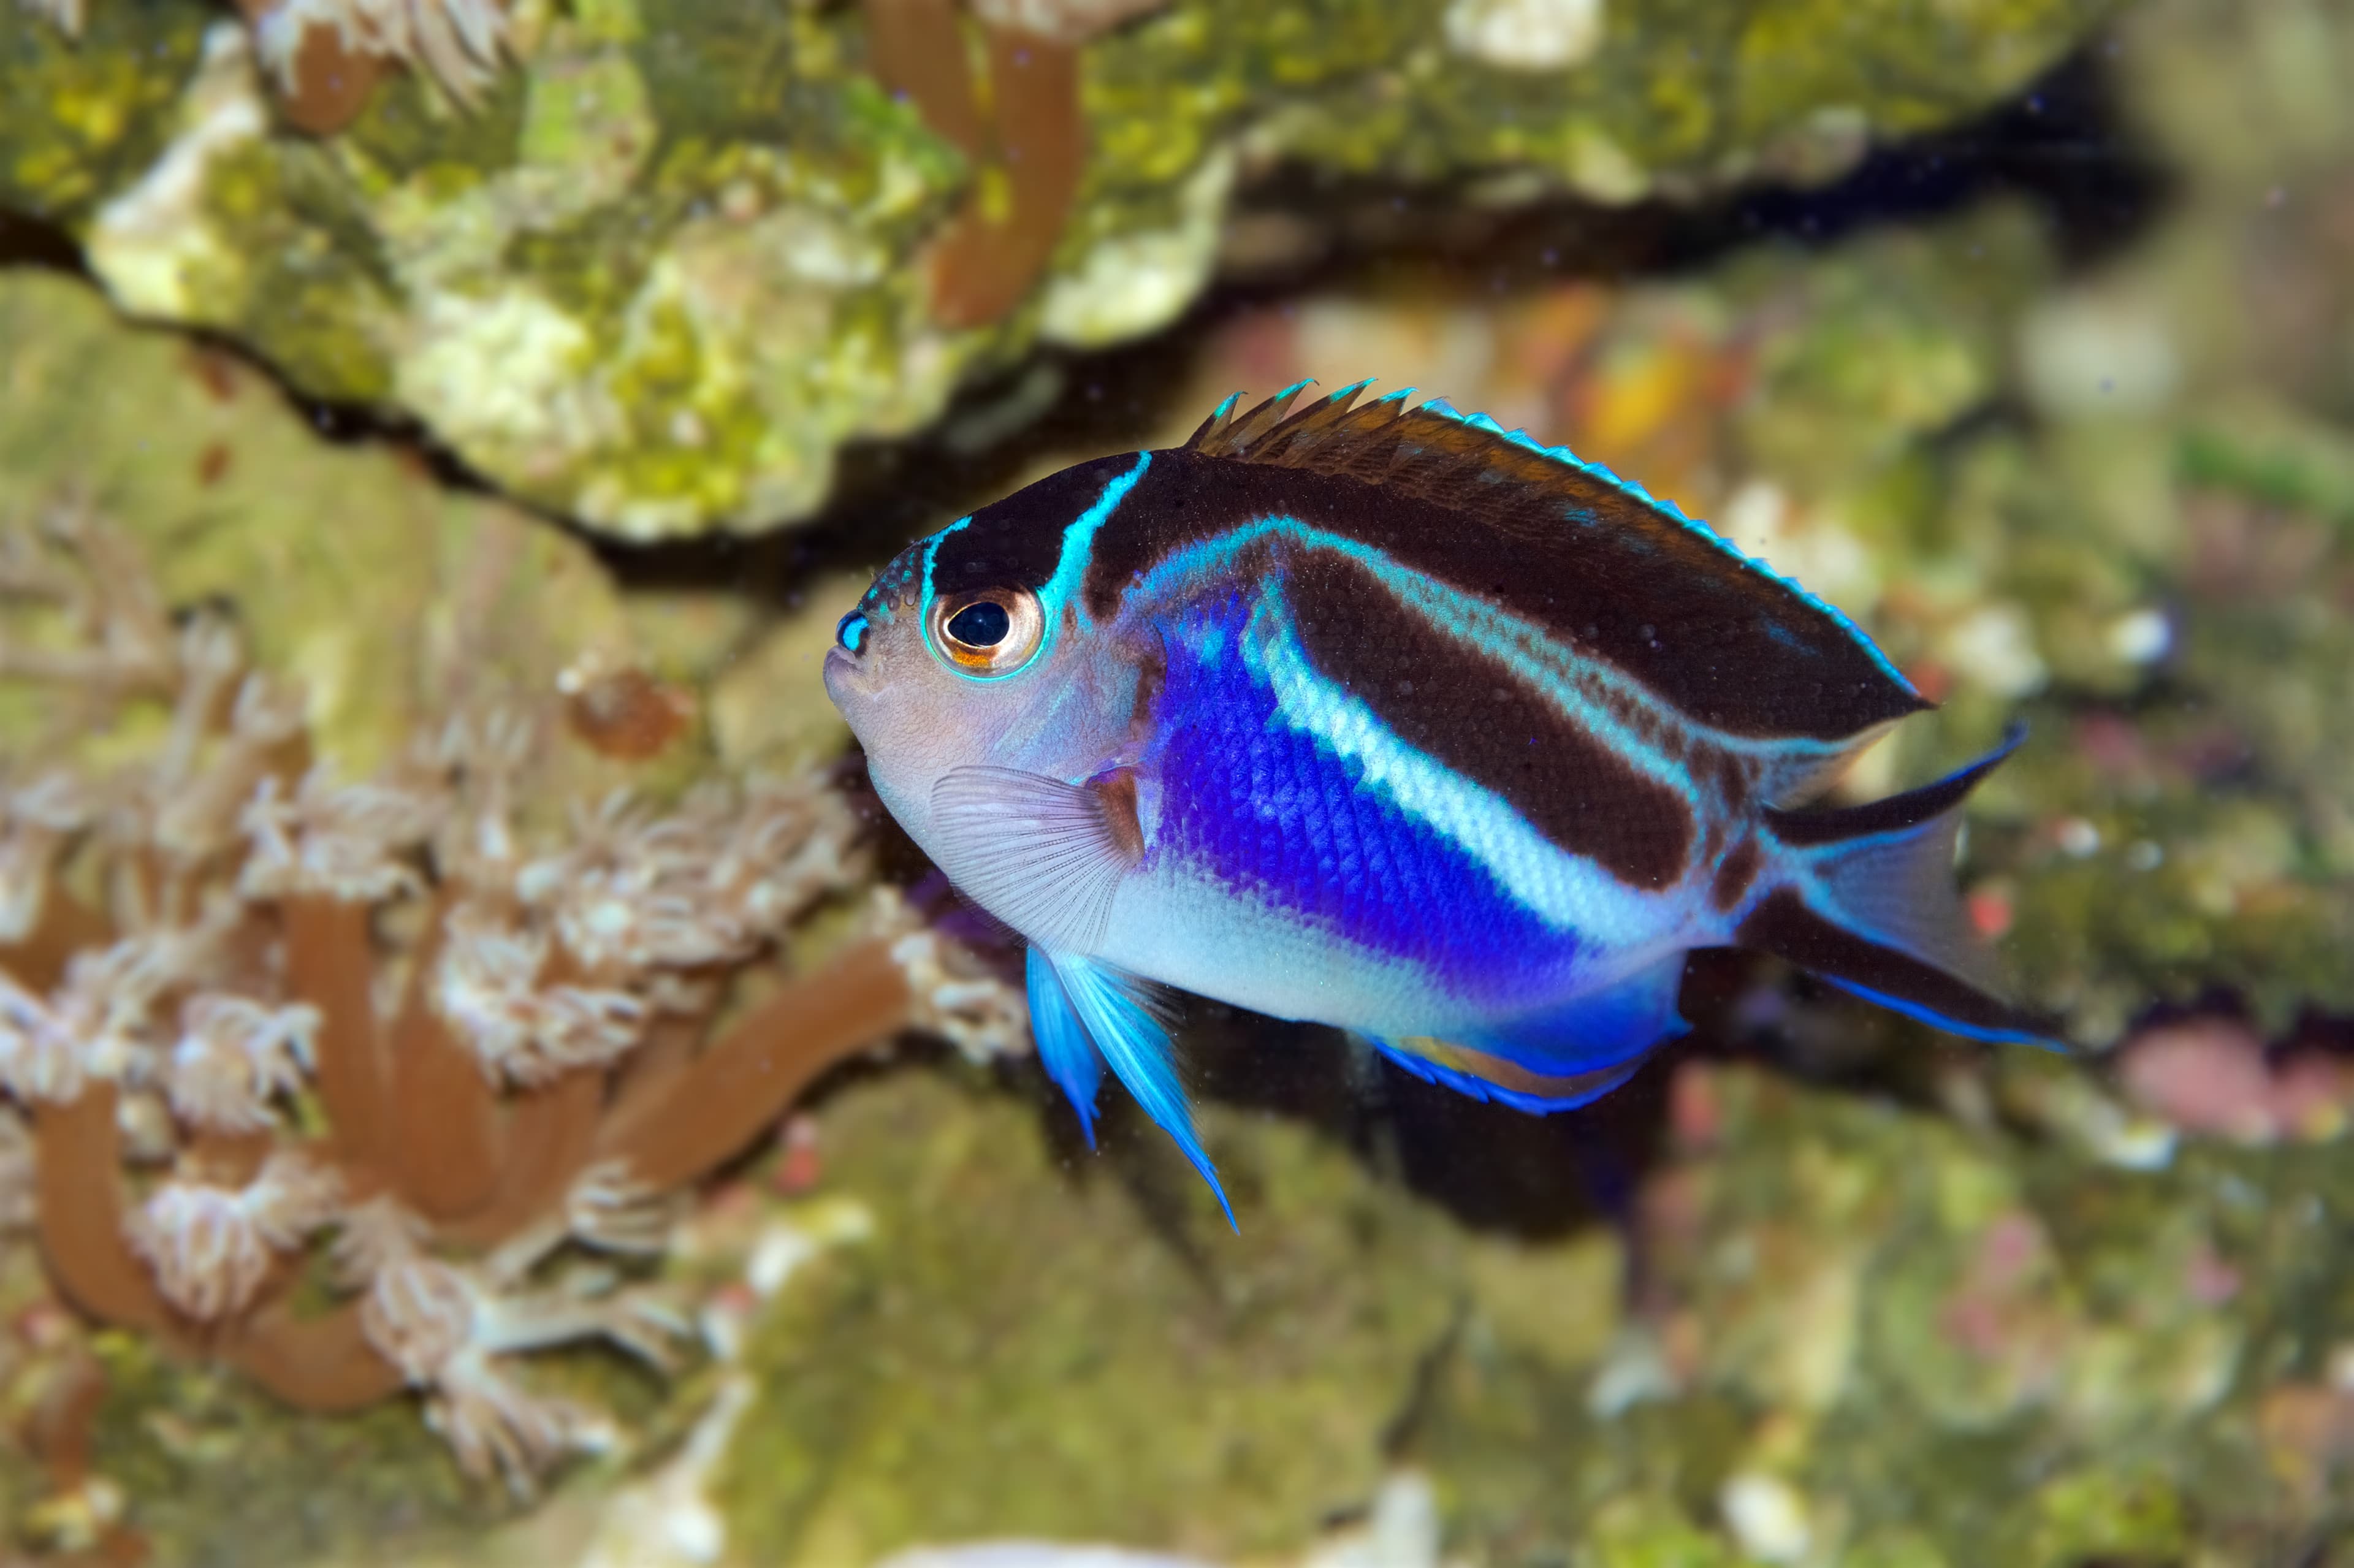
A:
927,587,1044,677
947,601,1008,647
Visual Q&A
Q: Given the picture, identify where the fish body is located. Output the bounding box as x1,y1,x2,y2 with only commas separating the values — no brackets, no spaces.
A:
826,382,2047,1214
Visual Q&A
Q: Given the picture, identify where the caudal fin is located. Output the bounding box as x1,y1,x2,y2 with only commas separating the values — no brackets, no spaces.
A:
1741,725,2059,1046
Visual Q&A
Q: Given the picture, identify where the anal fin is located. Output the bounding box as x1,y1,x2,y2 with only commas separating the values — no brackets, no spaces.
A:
1372,1037,1646,1114
1375,954,1689,1114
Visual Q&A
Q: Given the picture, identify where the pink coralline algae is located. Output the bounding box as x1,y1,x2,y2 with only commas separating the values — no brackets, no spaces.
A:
2114,1016,2354,1146
0,497,1024,1497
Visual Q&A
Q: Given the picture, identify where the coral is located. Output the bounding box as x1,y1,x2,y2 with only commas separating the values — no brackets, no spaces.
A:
1402,1057,2352,1564
248,0,509,118
866,0,1093,330
0,0,2111,538
0,501,1024,1502
714,1068,1480,1564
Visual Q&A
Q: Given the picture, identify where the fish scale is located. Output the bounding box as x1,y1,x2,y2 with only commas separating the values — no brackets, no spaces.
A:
826,380,2057,1217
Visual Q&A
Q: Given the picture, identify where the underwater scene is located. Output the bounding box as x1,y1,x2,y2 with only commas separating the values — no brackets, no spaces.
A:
2,0,2353,1562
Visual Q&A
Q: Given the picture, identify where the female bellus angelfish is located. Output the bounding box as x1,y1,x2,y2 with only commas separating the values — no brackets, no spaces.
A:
826,382,2048,1222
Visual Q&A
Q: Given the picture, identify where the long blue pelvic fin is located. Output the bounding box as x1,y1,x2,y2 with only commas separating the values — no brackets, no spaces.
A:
1040,948,1235,1228
1374,954,1688,1114
1026,946,1103,1148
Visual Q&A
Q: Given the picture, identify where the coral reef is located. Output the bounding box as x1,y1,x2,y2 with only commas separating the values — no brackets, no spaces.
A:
0,0,2111,538
492,1043,2354,1567
709,1066,1620,1566
1411,1056,2344,1565
249,0,510,126
0,497,1024,1545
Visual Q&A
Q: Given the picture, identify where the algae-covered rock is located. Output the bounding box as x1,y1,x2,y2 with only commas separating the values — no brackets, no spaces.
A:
1418,1060,2354,1566
714,1066,1619,1565
0,265,632,776
1,0,2112,539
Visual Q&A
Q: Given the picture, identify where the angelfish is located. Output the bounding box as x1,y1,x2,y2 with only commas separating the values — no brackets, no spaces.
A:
825,382,2049,1220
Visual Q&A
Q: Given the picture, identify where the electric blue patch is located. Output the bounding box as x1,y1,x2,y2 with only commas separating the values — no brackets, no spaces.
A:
835,611,867,654
1148,589,1575,1008
1412,398,1921,701
1468,955,1690,1076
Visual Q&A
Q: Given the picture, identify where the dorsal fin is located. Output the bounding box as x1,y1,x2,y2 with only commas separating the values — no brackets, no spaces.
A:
1176,381,1924,737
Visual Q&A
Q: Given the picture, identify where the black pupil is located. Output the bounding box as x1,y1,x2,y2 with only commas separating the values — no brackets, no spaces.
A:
947,600,1011,647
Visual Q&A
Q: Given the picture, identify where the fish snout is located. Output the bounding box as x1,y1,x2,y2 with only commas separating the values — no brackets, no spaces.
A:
823,643,874,710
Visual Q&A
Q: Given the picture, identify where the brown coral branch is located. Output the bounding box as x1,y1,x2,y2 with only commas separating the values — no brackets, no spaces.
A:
0,889,112,994
594,938,911,1192
32,1087,172,1334
930,28,1084,329
282,894,391,1176
866,0,989,158
438,1067,601,1252
219,1300,404,1412
386,900,505,1223
600,1008,712,1141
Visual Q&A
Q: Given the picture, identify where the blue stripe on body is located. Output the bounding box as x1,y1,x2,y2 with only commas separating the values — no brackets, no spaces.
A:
1040,451,1152,630
915,515,973,615
1147,588,1579,1008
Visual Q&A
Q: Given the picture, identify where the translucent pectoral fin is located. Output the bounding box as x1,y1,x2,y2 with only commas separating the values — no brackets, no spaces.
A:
1038,948,1233,1230
930,766,1145,953
1374,954,1688,1115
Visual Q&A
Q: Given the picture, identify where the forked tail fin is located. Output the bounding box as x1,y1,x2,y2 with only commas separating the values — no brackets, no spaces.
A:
1740,725,2059,1046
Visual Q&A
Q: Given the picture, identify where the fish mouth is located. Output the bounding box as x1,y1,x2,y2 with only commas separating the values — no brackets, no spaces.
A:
823,645,885,720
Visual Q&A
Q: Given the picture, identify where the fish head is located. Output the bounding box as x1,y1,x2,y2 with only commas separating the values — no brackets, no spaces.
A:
826,453,1157,848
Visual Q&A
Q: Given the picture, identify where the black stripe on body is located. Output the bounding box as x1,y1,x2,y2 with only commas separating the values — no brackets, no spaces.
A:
1736,888,2047,1038
1710,839,1764,912
1075,430,1922,742
1284,549,1696,890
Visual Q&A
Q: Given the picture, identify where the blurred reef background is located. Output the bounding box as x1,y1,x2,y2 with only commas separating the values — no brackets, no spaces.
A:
5,0,2354,1564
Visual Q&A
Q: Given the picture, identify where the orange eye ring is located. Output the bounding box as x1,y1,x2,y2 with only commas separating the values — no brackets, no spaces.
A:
926,587,1045,677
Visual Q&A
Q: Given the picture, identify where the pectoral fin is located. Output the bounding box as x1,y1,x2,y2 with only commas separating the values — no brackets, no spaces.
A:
929,766,1145,952
1026,946,1233,1228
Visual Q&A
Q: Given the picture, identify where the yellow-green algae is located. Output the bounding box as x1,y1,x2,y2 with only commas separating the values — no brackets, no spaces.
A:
0,268,628,777
1416,1060,2353,1565
715,1065,1618,1564
0,0,2114,539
